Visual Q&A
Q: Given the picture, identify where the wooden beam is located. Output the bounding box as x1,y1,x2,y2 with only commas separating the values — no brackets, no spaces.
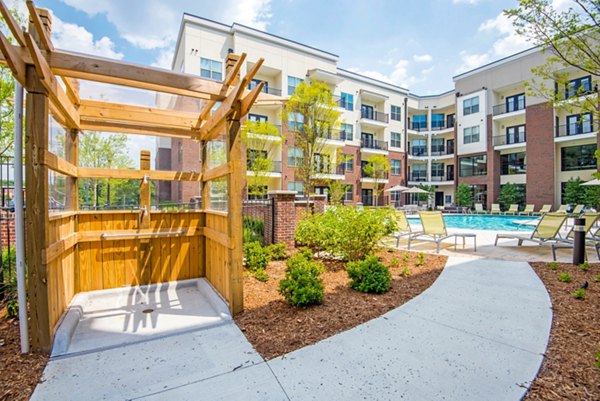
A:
203,227,233,249
0,0,26,47
62,77,80,108
239,81,264,118
42,233,77,264
79,100,198,129
78,167,202,182
202,163,230,182
27,2,54,51
78,227,202,242
24,33,80,129
0,31,25,85
79,121,197,139
41,150,77,177
65,129,78,210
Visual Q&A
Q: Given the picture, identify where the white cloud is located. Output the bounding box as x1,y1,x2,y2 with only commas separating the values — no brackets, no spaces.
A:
152,49,175,69
479,13,530,57
228,0,272,31
413,54,432,63
452,0,481,4
456,51,490,74
51,13,124,59
349,58,426,88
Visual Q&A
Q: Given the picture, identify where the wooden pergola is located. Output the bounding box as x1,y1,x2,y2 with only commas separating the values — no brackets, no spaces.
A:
0,1,266,352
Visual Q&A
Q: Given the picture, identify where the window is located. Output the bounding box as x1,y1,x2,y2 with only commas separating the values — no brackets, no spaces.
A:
561,144,597,171
248,78,268,93
431,113,445,129
344,184,353,202
431,138,445,155
340,154,353,173
412,114,427,130
566,113,593,135
288,112,304,132
463,126,480,144
506,93,525,112
565,75,592,99
390,190,401,204
463,96,479,115
287,147,303,167
341,123,353,141
246,149,268,170
390,131,402,148
506,125,526,144
391,105,401,121
446,114,455,128
410,164,427,181
200,58,222,80
410,139,427,156
459,155,487,177
248,113,268,123
288,76,303,95
431,162,444,178
340,92,354,111
361,104,374,119
287,181,304,195
391,160,402,175
313,153,331,173
500,152,526,175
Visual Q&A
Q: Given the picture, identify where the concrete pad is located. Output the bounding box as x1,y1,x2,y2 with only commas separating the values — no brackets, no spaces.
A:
31,321,264,401
136,363,288,401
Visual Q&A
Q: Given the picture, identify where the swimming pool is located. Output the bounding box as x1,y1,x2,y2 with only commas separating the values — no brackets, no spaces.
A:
407,214,536,231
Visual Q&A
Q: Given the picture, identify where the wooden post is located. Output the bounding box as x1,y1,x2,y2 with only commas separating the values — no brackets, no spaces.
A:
226,104,244,314
65,129,78,210
139,150,152,284
199,141,208,277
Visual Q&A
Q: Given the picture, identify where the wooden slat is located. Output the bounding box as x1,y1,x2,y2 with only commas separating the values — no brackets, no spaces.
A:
80,121,197,139
0,0,26,47
62,77,80,108
27,2,54,51
78,226,202,242
42,150,77,177
42,232,77,264
0,31,26,85
77,167,202,181
239,82,264,118
202,163,230,182
24,33,80,129
203,227,233,249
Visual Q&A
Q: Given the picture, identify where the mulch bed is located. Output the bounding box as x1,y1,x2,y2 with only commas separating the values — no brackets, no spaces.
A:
235,248,446,360
525,262,600,400
0,306,48,401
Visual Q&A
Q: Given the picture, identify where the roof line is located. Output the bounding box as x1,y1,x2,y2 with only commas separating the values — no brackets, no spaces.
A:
337,68,409,93
453,45,541,80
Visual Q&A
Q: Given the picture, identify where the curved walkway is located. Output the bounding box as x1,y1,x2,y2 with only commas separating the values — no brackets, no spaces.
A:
31,257,552,401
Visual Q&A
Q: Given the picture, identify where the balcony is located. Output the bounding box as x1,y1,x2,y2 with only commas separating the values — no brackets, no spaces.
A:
555,123,597,138
409,148,428,157
492,101,526,116
247,81,282,96
430,121,455,131
247,160,282,174
313,164,346,176
361,171,389,179
322,129,352,142
361,109,389,123
410,123,428,132
430,175,452,182
360,139,388,151
408,174,427,182
246,124,282,140
560,84,597,100
493,133,526,147
430,147,454,157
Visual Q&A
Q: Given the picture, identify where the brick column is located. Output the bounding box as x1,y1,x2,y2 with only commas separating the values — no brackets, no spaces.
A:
312,194,328,213
268,190,297,246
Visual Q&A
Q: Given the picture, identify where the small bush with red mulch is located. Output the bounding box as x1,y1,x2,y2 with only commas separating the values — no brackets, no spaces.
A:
235,248,447,360
525,262,600,401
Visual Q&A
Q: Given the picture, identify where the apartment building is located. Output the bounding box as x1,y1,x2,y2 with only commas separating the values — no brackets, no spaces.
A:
157,13,598,209
454,48,598,209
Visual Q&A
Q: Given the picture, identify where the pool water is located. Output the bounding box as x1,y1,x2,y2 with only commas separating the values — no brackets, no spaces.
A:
407,214,536,231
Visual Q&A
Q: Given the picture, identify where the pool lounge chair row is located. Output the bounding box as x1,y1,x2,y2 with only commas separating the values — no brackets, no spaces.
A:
474,203,585,216
495,212,600,261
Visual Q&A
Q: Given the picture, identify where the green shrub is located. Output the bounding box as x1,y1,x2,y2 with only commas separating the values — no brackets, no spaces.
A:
400,266,411,278
595,273,600,282
596,351,600,369
295,206,397,262
416,252,425,266
546,261,560,270
346,255,392,294
558,272,572,283
253,269,269,282
572,288,586,300
279,254,324,307
402,253,410,262
243,217,264,244
243,241,270,272
6,299,18,318
266,243,287,261
389,257,401,269
578,262,590,272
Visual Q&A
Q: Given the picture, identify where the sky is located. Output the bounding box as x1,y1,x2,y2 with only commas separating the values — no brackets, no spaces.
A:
29,0,539,95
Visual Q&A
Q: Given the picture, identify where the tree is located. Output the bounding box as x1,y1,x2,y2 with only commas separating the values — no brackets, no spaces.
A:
506,1,600,121
455,183,473,208
497,183,521,211
327,180,348,205
242,120,283,199
416,184,435,207
284,80,340,208
363,154,390,206
563,176,600,208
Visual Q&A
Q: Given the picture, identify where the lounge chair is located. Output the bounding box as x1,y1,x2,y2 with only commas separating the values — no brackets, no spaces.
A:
552,213,600,260
490,203,501,214
531,204,552,216
555,204,568,213
504,204,519,215
408,211,476,253
494,213,568,255
519,204,535,216
570,204,584,216
392,210,422,247
474,203,486,214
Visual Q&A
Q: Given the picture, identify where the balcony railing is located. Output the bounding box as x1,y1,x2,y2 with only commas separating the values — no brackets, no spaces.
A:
361,171,389,179
361,109,389,123
313,164,346,175
562,84,596,100
493,133,526,146
247,81,282,96
247,124,282,137
430,121,455,131
492,101,526,116
322,129,350,141
430,147,454,156
247,160,282,173
555,123,598,137
410,123,428,132
361,139,388,151
430,175,450,182
408,174,427,182
409,148,428,157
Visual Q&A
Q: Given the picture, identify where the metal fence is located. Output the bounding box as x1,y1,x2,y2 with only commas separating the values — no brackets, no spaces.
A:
242,198,274,245
0,154,18,302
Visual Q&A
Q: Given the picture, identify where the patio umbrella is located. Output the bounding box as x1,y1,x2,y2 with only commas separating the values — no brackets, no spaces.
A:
385,184,409,192
402,187,429,194
582,178,600,186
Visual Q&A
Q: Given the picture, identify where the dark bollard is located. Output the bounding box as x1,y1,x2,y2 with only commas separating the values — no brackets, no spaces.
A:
573,217,586,265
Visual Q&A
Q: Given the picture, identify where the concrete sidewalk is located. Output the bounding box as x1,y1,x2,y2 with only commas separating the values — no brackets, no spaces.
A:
31,257,552,401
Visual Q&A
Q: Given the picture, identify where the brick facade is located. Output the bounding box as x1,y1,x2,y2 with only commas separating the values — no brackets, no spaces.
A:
486,114,501,209
525,103,555,209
